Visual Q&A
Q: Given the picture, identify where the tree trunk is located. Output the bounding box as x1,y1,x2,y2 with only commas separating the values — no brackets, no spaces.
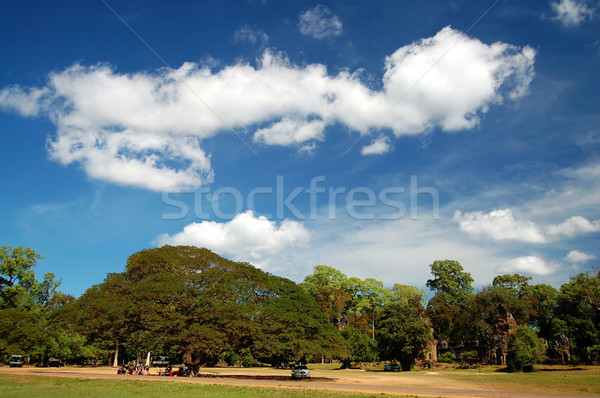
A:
112,339,119,367
372,313,375,341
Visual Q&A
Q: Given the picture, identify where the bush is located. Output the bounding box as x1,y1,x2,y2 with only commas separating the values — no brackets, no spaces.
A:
507,326,544,372
437,351,456,363
460,350,478,360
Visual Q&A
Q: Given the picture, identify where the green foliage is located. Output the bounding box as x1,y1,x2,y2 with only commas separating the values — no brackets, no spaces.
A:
437,351,456,363
425,295,458,342
426,260,473,307
301,265,389,340
556,273,600,361
451,286,531,342
588,345,600,363
341,326,378,366
384,284,426,308
0,246,60,312
493,274,532,296
507,326,544,372
74,246,345,367
377,302,432,371
0,308,47,359
521,283,559,340
4,243,599,373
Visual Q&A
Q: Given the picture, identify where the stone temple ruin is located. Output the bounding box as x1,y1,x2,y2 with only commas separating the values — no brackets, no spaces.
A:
488,304,519,365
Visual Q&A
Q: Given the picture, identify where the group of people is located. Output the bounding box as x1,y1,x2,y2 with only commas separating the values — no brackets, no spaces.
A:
116,364,151,375
117,363,192,377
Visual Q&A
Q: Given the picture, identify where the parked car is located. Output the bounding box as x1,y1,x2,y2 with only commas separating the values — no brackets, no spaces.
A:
291,364,310,379
48,358,63,367
383,363,402,371
9,355,24,367
151,356,170,367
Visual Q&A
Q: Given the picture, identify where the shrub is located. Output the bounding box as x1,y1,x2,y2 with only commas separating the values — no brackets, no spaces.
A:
507,326,544,372
437,351,456,363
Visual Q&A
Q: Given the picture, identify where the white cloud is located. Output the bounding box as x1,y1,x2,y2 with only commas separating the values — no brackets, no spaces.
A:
546,215,600,239
453,209,547,243
0,86,49,116
298,5,343,39
155,211,312,270
0,27,535,191
550,0,594,27
253,117,325,146
565,250,596,263
498,256,556,276
361,136,393,156
454,209,600,243
233,25,269,48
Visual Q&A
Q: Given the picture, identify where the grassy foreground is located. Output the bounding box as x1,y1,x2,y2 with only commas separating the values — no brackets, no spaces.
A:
437,365,600,396
0,374,401,398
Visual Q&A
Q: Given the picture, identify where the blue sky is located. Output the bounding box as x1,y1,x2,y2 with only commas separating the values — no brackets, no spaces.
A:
1,0,599,297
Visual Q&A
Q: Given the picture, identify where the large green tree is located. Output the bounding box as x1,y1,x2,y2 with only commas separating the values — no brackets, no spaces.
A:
556,273,600,362
0,245,60,311
76,246,346,368
426,260,473,307
378,299,432,371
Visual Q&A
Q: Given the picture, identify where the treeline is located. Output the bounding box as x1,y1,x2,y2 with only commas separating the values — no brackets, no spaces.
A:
1,245,599,372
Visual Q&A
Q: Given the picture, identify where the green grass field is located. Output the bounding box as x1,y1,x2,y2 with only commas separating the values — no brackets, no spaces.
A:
2,365,600,397
438,365,600,396
0,374,403,398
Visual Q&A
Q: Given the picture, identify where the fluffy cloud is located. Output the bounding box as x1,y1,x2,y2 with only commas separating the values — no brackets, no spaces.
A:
298,5,343,39
453,209,547,243
454,209,600,243
253,117,326,147
0,27,535,191
550,0,594,26
155,211,312,270
233,25,269,48
361,136,393,156
565,250,596,263
546,216,600,239
498,256,556,276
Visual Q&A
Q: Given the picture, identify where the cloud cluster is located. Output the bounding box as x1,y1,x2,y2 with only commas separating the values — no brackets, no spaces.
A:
453,208,600,243
298,5,343,39
155,211,311,269
361,136,393,156
498,256,556,276
551,0,594,26
0,27,535,191
565,250,596,263
233,25,269,48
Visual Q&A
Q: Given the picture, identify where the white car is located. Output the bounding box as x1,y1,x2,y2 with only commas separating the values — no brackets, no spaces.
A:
291,364,310,379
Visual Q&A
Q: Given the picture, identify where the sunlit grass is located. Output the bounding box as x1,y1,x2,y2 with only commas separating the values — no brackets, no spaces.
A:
0,374,403,398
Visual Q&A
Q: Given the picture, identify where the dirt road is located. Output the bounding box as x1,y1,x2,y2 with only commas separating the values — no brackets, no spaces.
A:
1,366,598,398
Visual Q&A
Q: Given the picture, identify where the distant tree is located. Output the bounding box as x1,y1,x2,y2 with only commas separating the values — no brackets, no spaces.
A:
378,300,432,371
492,274,532,297
385,284,427,308
521,283,559,341
345,277,386,340
0,245,60,311
301,265,349,295
75,273,130,366
426,260,474,307
451,286,530,343
0,308,47,360
507,326,544,372
340,326,378,368
425,295,458,342
556,273,600,362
